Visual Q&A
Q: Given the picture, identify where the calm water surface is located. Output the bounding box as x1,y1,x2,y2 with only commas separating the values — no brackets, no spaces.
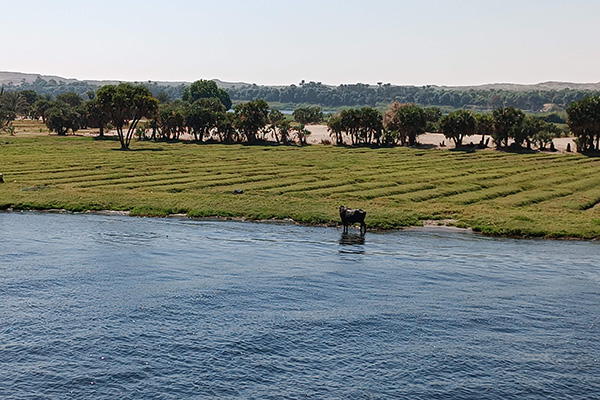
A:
0,212,599,399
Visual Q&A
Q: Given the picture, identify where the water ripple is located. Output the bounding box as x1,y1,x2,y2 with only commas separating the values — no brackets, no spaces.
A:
0,212,599,399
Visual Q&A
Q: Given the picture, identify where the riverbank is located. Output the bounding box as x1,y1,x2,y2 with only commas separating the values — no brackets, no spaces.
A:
0,135,599,238
1,208,475,238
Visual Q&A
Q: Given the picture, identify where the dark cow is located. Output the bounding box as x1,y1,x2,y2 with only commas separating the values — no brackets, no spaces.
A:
339,205,366,233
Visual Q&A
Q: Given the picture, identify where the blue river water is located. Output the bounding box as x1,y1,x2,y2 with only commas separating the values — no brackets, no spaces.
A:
0,212,599,399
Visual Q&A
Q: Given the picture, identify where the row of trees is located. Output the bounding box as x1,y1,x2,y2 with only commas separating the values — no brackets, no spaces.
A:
31,81,312,149
147,99,312,146
4,76,186,105
4,81,600,153
228,81,599,111
325,104,561,151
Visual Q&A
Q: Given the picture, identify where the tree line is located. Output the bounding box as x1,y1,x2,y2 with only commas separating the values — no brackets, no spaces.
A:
4,76,600,112
1,83,599,153
0,81,312,149
227,81,599,111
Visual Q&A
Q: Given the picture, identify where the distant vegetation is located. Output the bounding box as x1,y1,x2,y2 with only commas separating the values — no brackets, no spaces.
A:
227,81,600,112
2,74,600,112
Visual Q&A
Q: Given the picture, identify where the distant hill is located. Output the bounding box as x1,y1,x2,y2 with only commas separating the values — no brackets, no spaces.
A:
439,81,600,92
0,71,250,90
2,70,600,92
0,71,80,85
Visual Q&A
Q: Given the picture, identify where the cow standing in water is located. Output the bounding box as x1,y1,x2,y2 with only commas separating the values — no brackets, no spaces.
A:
339,205,367,234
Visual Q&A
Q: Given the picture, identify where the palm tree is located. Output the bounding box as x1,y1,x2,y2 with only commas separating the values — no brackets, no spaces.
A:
1,91,29,121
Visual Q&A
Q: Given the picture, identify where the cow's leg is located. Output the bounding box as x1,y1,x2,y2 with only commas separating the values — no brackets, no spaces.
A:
360,221,366,234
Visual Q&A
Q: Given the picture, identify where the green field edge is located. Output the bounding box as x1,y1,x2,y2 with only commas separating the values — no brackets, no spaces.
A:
2,136,599,240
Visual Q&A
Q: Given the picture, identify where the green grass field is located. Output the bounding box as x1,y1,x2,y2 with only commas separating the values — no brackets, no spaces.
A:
1,135,599,238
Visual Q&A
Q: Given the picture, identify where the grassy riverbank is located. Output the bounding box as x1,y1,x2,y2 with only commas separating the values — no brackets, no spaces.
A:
1,135,599,238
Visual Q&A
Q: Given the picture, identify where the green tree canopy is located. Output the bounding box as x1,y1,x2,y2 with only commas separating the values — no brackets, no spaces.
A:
158,102,186,140
31,99,52,123
45,103,81,136
56,92,83,107
0,91,28,121
567,96,600,152
293,106,323,125
234,99,269,143
327,113,345,145
184,98,225,141
393,104,427,146
83,99,109,137
97,83,159,150
492,107,525,148
182,80,232,110
440,109,476,147
18,90,39,106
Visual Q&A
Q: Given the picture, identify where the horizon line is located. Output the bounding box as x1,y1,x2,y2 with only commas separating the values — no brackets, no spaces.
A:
2,70,600,89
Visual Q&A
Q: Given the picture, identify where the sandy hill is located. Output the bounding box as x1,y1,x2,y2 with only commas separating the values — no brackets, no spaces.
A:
2,71,600,92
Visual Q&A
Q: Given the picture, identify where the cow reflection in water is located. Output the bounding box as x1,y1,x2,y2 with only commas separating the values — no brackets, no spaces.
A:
339,232,365,246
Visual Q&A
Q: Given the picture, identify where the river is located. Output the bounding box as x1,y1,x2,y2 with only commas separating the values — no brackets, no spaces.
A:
1,212,598,399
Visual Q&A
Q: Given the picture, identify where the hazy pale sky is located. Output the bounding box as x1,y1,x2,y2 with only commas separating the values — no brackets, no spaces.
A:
2,0,599,85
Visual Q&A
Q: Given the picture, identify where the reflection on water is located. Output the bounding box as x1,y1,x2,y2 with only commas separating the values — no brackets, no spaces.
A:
339,232,365,245
339,232,365,254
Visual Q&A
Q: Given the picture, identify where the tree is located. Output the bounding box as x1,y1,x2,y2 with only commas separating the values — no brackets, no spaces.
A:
567,96,600,152
97,83,159,150
0,91,28,121
45,103,81,135
185,98,225,141
532,123,560,151
423,107,442,132
182,80,232,110
214,112,238,143
234,100,269,143
475,113,494,147
327,113,345,145
84,99,109,137
267,109,285,143
293,124,311,145
156,92,170,104
18,90,39,107
357,107,383,145
517,115,543,149
383,102,406,145
278,120,292,144
56,92,83,107
492,107,525,148
31,99,52,123
393,104,427,146
440,109,476,147
158,102,186,140
340,109,361,145
293,106,323,125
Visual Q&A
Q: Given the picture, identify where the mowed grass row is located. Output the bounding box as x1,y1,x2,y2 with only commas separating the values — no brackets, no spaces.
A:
1,135,599,238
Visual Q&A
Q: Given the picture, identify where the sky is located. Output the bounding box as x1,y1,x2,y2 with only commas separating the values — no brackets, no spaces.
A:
2,0,599,86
